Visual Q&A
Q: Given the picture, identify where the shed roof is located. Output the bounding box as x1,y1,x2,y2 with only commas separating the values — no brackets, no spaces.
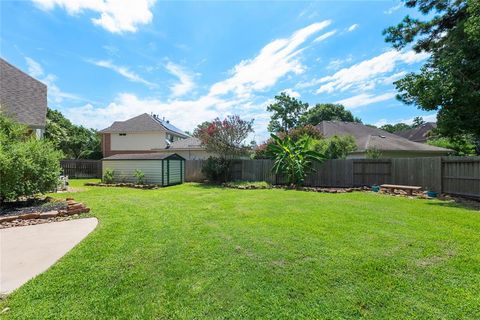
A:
316,121,450,153
99,113,188,137
103,153,185,161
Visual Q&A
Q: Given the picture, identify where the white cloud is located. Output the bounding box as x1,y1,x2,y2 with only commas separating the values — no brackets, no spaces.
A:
384,3,403,15
25,57,81,103
375,113,437,127
89,59,156,88
382,71,407,85
31,0,156,33
25,57,44,78
347,24,358,32
282,88,300,98
165,61,195,97
62,22,337,140
336,92,396,108
314,30,337,42
314,50,429,94
208,21,332,99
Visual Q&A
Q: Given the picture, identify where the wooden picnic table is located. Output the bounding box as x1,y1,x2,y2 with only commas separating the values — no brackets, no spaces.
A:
380,184,422,196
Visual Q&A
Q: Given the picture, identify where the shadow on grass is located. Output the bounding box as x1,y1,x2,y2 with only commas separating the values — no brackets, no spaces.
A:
186,182,225,190
425,199,480,212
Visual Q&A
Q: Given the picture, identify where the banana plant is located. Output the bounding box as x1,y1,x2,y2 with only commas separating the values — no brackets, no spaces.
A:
267,134,324,187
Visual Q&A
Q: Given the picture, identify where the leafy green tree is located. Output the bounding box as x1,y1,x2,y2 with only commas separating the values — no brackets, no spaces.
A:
380,123,412,133
384,0,480,154
267,92,309,132
278,125,324,142
428,135,476,156
300,103,361,126
267,134,323,187
314,135,357,159
0,114,62,202
366,147,382,159
412,116,425,127
45,109,101,159
192,121,211,138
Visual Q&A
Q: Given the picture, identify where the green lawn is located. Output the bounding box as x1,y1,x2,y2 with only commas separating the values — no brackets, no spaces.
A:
2,180,480,319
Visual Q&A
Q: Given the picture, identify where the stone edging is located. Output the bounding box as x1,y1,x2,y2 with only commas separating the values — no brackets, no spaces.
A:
84,182,158,189
0,198,91,229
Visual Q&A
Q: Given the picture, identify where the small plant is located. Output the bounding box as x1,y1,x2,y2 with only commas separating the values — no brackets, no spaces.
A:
103,168,115,184
134,169,145,185
366,147,382,159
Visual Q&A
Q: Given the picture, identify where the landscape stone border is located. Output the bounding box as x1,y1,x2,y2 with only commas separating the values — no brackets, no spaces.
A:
0,198,91,229
84,182,158,189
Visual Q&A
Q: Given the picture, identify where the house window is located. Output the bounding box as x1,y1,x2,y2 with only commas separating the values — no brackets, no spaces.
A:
119,133,127,136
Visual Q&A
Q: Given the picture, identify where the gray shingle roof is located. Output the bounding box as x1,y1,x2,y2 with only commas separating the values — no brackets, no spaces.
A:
168,137,204,150
316,121,450,153
103,153,184,160
99,113,188,137
0,58,47,128
394,122,437,143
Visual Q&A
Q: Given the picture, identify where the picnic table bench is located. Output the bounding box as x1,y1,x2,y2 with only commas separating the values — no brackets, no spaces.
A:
380,184,422,196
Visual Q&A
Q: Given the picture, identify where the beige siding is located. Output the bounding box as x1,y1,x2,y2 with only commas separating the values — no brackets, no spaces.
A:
102,160,164,184
110,132,167,151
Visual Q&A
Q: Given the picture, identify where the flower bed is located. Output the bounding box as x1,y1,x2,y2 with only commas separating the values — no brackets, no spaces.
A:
84,182,158,189
0,198,90,229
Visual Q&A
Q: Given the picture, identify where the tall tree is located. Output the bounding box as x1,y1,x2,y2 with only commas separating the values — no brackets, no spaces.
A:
384,0,480,154
192,121,211,138
197,115,254,159
380,123,412,133
267,92,308,133
300,103,361,126
45,109,102,159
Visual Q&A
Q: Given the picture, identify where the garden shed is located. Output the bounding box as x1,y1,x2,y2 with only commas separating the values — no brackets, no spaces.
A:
102,153,185,186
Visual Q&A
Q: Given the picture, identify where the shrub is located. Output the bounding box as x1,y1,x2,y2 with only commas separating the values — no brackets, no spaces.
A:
314,135,357,159
366,147,382,159
103,168,115,184
0,114,63,202
134,169,145,185
202,157,231,183
267,134,324,187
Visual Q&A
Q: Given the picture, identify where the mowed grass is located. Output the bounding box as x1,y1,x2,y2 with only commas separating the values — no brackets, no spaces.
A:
2,180,480,319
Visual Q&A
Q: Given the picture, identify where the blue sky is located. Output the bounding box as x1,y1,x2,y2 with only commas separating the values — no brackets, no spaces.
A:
0,0,435,141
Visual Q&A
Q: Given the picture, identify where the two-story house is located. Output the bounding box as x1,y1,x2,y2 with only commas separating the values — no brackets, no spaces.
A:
0,58,47,138
99,113,210,159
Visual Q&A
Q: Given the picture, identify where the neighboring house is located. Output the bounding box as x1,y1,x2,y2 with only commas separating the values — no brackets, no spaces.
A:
0,58,47,138
155,136,213,160
99,113,211,159
316,121,451,158
394,122,437,143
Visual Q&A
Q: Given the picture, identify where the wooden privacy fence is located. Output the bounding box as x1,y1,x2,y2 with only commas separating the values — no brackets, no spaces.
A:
60,160,102,178
185,156,480,198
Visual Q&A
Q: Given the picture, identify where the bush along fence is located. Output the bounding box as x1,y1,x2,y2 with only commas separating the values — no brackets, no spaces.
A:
60,160,102,178
185,156,480,199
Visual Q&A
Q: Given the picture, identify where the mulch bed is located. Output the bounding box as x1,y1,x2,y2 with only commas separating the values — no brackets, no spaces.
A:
84,182,158,189
0,198,91,229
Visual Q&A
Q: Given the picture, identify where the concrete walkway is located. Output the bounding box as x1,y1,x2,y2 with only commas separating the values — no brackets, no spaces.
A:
0,218,97,294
